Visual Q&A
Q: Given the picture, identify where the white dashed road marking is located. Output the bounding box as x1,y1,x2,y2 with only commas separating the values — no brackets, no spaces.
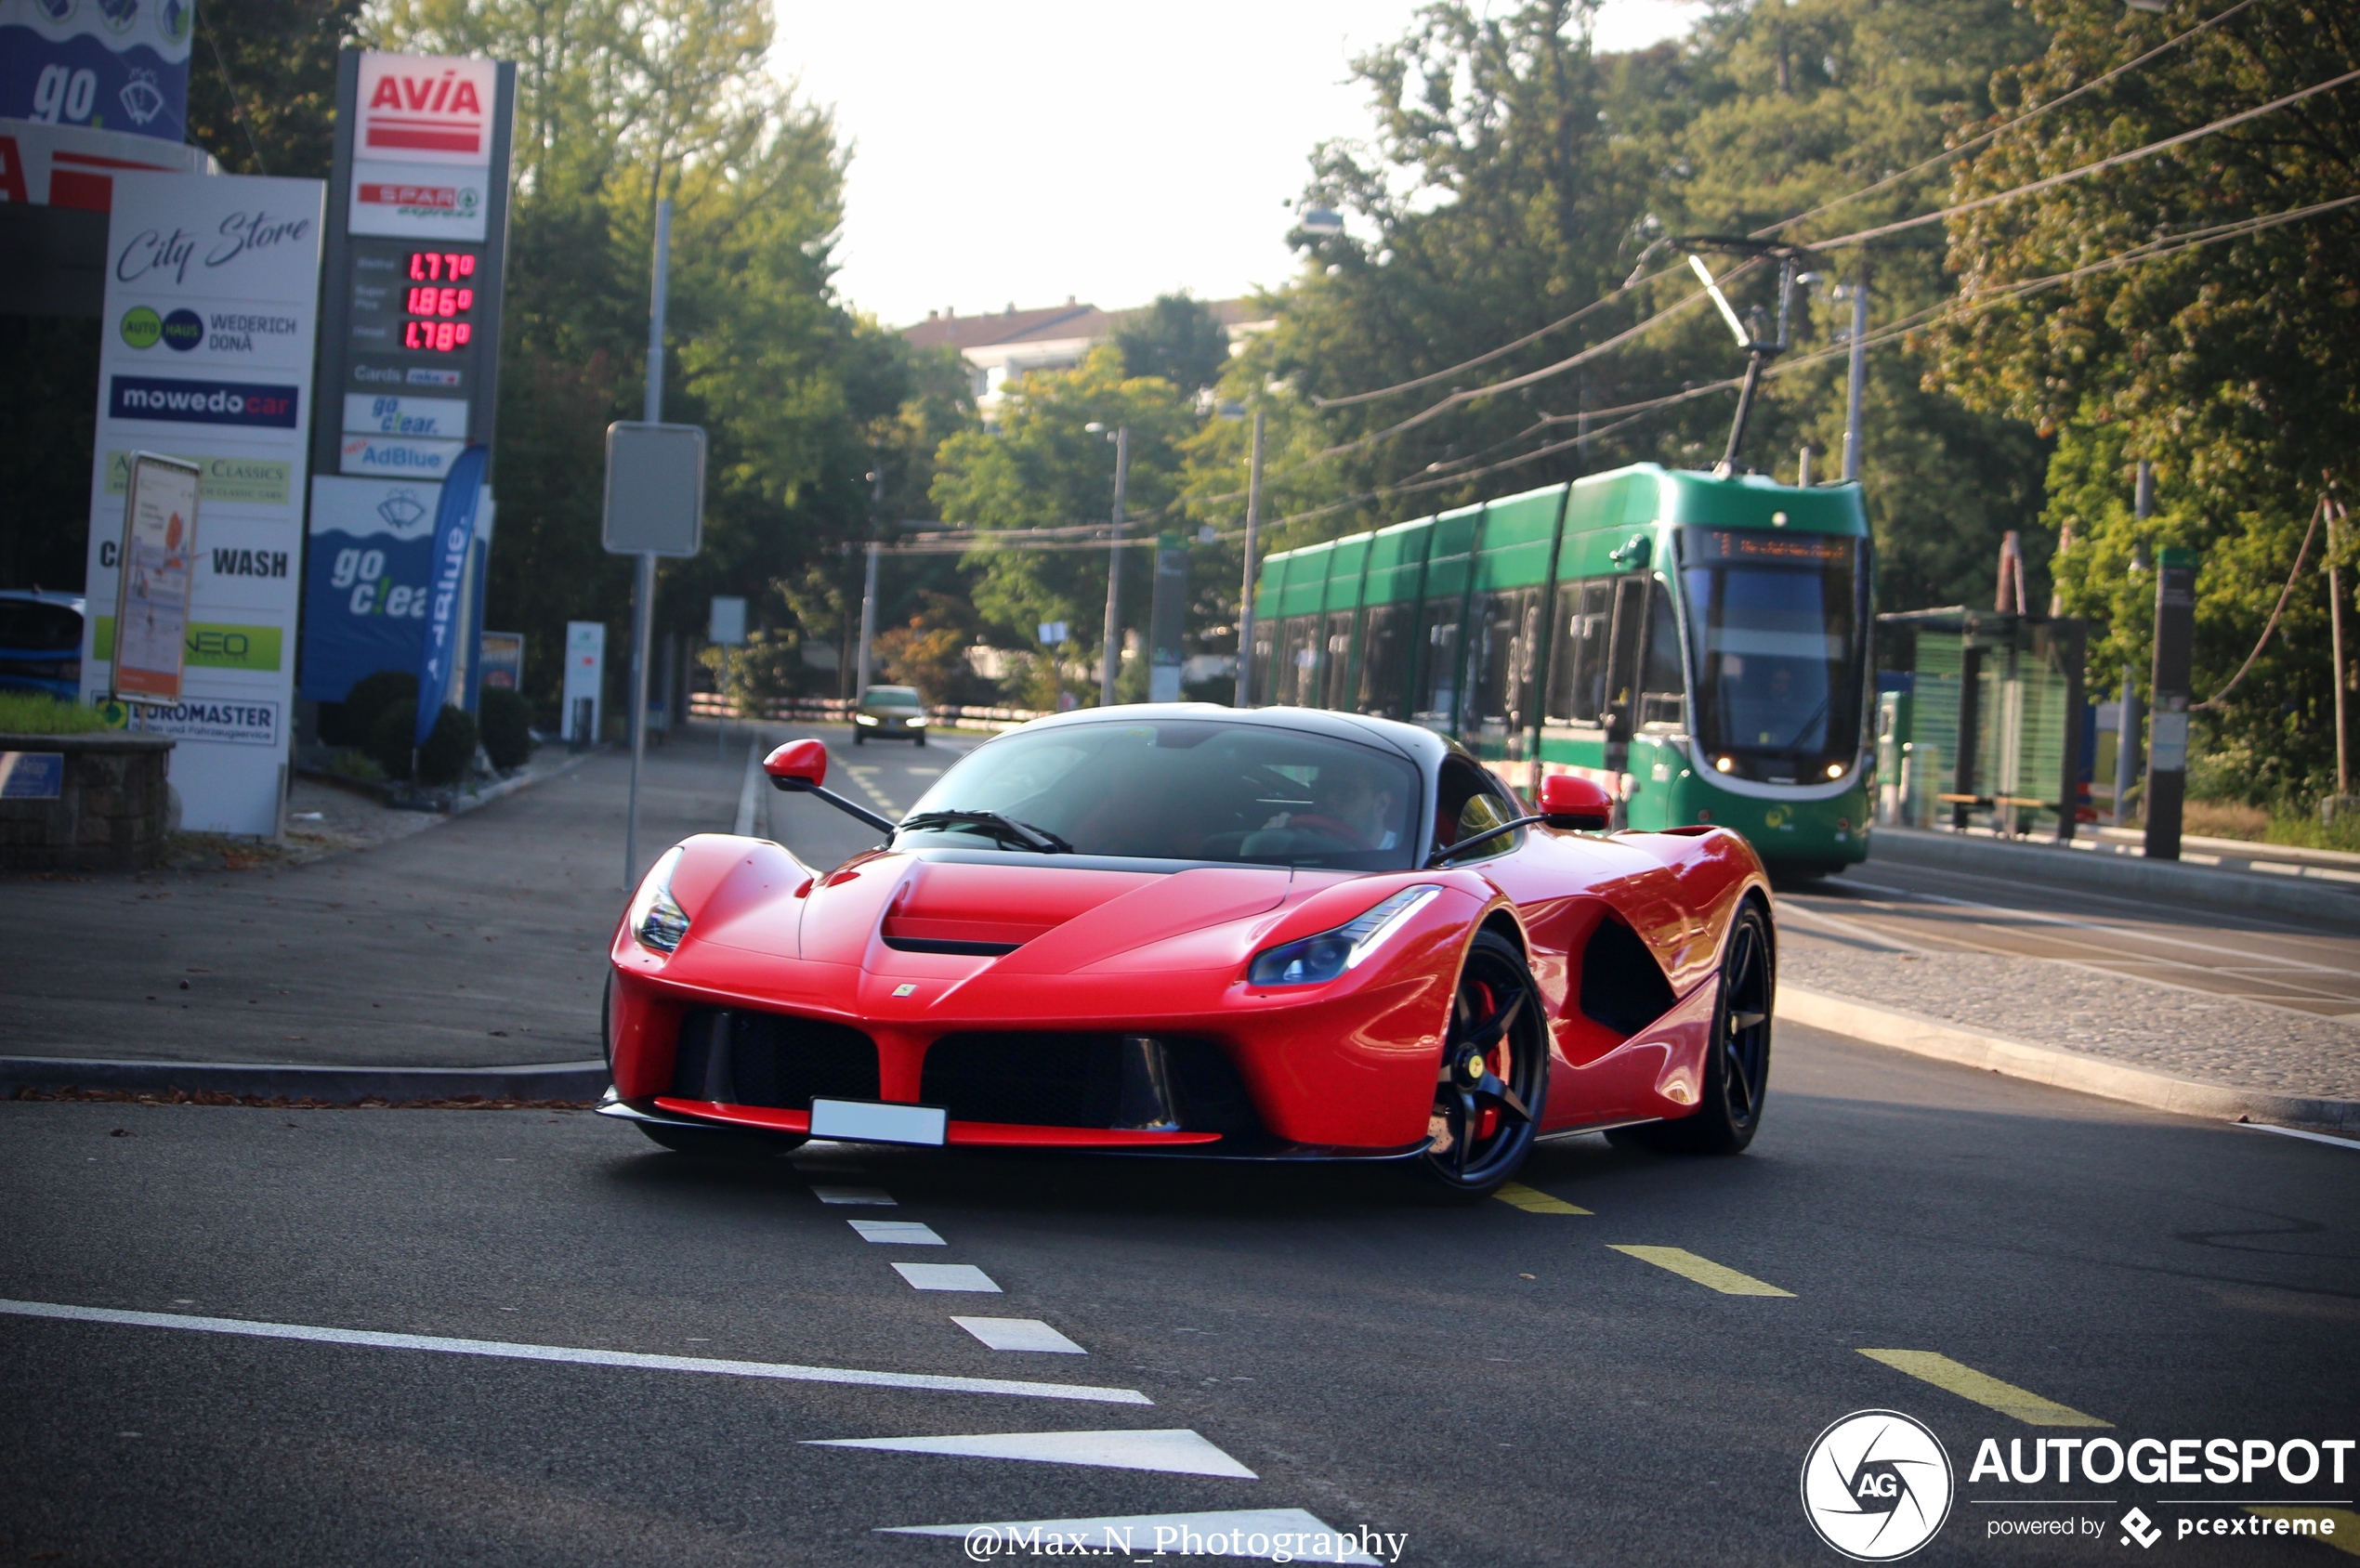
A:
880,1509,1383,1562
893,1263,1002,1292
810,1185,896,1205
811,1428,1256,1478
952,1316,1086,1353
0,1299,1147,1405
849,1220,944,1245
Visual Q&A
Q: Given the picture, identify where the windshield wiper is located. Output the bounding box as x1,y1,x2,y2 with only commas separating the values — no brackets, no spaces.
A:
1775,694,1832,753
897,810,1073,854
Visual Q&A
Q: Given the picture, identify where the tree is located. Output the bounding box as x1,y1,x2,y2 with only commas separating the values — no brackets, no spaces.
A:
928,347,1197,696
187,0,361,178
1924,0,2360,802
1112,294,1232,394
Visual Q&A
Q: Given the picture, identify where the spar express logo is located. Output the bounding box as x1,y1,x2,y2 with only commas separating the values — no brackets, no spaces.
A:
111,375,298,428
1802,1410,1955,1561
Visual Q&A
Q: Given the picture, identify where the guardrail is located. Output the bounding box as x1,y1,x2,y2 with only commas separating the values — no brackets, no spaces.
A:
686,694,1052,732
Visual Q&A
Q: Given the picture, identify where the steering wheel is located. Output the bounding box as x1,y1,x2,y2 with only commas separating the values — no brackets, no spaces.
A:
1283,812,1370,849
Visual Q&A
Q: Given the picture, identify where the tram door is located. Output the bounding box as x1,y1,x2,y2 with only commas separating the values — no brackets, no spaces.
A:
1600,574,1651,780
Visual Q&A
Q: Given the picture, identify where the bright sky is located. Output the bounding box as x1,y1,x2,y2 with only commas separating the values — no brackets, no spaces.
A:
771,2,1709,330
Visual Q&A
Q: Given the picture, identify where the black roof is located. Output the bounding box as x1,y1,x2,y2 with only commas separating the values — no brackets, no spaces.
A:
1005,702,1450,770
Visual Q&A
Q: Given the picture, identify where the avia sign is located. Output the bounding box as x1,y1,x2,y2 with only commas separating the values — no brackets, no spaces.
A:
349,52,495,241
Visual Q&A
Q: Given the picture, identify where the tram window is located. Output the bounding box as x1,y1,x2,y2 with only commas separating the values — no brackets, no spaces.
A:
1638,581,1687,729
1415,604,1461,725
1466,587,1539,733
1603,576,1649,733
1321,610,1356,710
1356,604,1411,719
1544,580,1614,725
1278,616,1320,707
1249,617,1278,706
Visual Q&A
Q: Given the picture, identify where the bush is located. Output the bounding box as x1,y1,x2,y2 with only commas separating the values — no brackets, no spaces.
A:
369,699,478,785
478,686,533,770
0,692,109,734
327,669,419,747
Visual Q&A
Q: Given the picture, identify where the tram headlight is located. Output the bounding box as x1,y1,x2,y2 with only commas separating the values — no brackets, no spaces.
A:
1826,762,1845,779
1714,755,1734,774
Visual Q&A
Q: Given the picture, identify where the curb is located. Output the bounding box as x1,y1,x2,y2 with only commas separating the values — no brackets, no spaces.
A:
0,1055,610,1104
1777,986,2360,1135
1868,828,2360,927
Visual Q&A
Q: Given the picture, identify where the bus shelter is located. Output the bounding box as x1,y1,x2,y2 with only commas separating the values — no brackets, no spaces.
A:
1876,608,2089,842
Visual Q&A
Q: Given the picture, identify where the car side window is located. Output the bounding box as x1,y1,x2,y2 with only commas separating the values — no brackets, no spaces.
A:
1436,754,1519,861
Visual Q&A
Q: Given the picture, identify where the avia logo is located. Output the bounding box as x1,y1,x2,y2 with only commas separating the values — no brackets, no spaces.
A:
360,58,492,157
2120,1508,2162,1549
1801,1410,1955,1561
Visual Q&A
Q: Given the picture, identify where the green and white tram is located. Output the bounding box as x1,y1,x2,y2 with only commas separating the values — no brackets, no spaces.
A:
1248,462,1874,877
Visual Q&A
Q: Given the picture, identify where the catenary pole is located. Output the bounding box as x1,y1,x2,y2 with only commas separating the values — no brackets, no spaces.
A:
1099,425,1128,707
624,198,669,889
2115,461,2153,825
1841,258,1869,483
1234,408,1265,708
2330,490,2351,801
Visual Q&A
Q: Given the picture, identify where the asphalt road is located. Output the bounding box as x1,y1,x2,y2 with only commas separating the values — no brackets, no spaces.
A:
1777,856,2360,1023
6,1015,2356,1565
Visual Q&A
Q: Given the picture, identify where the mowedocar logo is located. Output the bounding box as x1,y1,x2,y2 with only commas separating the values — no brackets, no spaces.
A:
1801,1410,1955,1561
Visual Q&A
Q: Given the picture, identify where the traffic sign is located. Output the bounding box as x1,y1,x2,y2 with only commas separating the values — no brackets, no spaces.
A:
603,422,706,557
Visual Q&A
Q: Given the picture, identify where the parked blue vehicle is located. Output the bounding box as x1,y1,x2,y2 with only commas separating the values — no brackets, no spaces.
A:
0,591,86,702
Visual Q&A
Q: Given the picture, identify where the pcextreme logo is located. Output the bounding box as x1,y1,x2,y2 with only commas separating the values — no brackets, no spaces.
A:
1802,1410,1955,1561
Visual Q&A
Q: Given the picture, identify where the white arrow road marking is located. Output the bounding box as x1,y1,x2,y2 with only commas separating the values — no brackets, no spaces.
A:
952,1316,1085,1353
0,1299,1145,1405
810,1185,897,1205
880,1509,1384,1562
848,1220,944,1245
893,1262,1001,1292
811,1428,1256,1478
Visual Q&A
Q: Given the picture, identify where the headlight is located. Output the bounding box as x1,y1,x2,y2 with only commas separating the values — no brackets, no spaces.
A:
626,845,691,954
904,716,925,726
1248,886,1441,987
856,713,880,725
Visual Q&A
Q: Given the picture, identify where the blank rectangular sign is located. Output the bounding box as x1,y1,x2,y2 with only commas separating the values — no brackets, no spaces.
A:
808,1098,948,1146
603,422,706,556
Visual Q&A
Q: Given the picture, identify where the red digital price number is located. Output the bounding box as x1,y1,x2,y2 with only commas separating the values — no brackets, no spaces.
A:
403,251,479,353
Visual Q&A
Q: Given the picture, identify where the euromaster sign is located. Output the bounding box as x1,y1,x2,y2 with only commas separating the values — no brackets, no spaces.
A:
79,168,323,836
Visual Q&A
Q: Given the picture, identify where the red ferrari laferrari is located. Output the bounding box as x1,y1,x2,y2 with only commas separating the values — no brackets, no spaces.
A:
598,706,1775,1195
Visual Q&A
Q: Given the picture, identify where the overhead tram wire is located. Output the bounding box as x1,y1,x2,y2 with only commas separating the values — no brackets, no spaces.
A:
1748,0,2263,242
1243,189,2360,541
1309,259,1690,409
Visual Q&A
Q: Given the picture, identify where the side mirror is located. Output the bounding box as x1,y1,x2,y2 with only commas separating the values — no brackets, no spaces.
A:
763,738,829,791
1539,773,1612,830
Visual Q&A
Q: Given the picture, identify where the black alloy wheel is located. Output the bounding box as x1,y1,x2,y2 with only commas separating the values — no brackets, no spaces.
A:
1416,929,1549,1197
1621,898,1773,1155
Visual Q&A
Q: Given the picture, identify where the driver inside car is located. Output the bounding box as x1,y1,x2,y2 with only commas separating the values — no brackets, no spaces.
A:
1289,763,1401,851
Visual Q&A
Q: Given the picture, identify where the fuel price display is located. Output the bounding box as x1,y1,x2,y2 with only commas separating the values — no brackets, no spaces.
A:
403,250,479,351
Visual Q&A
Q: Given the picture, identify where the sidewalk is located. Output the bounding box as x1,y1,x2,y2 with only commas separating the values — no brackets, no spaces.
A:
1868,825,2360,927
0,733,748,1093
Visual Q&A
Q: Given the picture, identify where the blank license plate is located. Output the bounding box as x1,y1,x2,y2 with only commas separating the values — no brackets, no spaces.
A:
808,1098,948,1146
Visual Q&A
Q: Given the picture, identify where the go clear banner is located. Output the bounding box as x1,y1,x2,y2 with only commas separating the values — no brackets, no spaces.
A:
78,168,323,836
300,471,492,713
0,0,192,144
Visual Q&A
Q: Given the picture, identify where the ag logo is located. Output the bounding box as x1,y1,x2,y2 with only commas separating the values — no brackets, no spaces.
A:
1801,1409,1953,1561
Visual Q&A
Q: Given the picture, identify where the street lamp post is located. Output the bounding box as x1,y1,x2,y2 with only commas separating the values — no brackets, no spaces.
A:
1087,423,1128,707
1235,408,1265,708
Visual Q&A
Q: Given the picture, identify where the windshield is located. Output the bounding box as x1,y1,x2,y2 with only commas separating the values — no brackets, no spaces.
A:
1679,529,1867,779
900,719,1423,869
865,686,921,705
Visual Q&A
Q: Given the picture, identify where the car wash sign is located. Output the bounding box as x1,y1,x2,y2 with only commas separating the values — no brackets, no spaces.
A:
310,49,513,490
0,0,193,144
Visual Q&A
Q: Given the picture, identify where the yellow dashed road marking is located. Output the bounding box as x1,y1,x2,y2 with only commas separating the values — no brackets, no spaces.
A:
1494,1183,1590,1214
1856,1350,2111,1427
1608,1246,1792,1296
2245,1509,2360,1555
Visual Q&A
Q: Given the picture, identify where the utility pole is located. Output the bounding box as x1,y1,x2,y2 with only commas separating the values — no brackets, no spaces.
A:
2114,461,2152,825
1234,408,1265,708
855,452,884,699
623,196,669,890
1841,256,1869,483
1098,425,1128,707
2329,487,2351,807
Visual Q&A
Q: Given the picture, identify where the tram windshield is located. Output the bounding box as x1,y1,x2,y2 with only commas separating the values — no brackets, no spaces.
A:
1678,529,1868,780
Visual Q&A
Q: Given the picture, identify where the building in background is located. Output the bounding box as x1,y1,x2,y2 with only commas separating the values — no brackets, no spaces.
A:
901,296,1273,417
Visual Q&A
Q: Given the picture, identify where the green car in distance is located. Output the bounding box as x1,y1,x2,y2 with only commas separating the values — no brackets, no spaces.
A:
853,685,927,746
